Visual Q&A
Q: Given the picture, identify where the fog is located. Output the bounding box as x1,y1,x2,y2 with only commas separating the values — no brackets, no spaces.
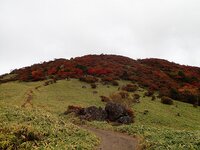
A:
0,0,200,74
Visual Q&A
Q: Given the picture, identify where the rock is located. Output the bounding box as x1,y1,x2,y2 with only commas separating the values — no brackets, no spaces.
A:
117,116,133,124
64,102,135,125
105,102,125,121
105,102,134,123
81,106,107,121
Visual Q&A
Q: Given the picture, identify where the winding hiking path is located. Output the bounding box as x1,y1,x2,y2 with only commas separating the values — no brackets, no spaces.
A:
21,89,34,108
82,126,139,150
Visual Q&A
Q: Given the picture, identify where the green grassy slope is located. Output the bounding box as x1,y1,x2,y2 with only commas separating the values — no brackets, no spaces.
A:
0,79,200,149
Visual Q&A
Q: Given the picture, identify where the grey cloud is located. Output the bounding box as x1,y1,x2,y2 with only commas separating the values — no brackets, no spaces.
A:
0,0,200,74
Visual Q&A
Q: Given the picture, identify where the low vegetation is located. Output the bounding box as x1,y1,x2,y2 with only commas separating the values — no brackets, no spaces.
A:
0,102,99,149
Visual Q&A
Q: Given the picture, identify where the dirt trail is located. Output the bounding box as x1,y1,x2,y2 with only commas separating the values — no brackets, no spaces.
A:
21,89,34,108
82,126,139,150
21,80,55,108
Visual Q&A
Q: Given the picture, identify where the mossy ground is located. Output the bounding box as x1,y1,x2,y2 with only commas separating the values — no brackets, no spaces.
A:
0,79,200,149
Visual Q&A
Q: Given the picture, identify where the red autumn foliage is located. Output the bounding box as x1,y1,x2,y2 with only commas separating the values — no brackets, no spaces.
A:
79,76,98,83
88,68,111,76
3,54,200,105
47,67,57,75
31,69,44,81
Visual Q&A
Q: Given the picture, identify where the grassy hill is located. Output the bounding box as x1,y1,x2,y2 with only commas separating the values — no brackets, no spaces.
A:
1,54,200,106
0,79,200,149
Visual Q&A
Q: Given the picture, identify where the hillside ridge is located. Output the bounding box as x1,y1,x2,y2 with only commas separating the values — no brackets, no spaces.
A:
1,54,200,105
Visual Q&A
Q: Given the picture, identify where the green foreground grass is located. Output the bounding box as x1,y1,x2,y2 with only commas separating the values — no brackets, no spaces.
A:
0,103,99,150
0,79,200,149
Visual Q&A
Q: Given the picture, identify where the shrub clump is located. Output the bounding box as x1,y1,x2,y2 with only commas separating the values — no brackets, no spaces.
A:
64,105,83,115
111,80,119,86
151,95,156,101
43,79,57,86
144,90,154,97
14,126,42,142
133,94,140,100
121,84,138,92
79,76,98,83
161,96,174,105
90,83,97,89
132,94,140,103
100,96,110,102
101,77,113,83
109,91,133,107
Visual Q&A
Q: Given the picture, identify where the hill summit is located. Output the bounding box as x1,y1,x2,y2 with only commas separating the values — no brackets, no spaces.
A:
1,54,200,105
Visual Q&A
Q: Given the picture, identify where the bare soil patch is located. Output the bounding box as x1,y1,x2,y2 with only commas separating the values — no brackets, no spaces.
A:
82,126,139,150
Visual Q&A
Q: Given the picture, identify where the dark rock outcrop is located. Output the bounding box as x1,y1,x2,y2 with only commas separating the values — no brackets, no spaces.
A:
105,102,134,124
65,102,134,124
80,106,107,121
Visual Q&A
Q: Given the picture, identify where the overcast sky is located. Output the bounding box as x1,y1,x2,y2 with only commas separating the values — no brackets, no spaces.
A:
0,0,200,75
